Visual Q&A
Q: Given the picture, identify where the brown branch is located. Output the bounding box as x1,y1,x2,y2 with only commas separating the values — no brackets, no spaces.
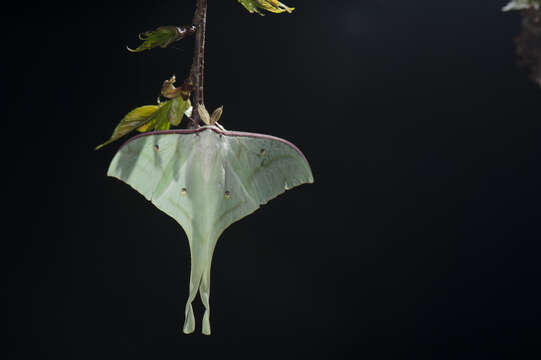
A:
189,0,208,127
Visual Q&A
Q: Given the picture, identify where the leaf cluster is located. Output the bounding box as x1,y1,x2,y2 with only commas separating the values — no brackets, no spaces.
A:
237,0,294,15
503,0,541,11
96,80,191,150
96,1,295,150
127,25,197,53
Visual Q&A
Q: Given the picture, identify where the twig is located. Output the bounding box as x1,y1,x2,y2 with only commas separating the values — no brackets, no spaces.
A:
189,0,208,126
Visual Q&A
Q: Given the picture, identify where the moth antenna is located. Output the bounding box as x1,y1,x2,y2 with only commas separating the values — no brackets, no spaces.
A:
210,106,223,125
197,104,211,125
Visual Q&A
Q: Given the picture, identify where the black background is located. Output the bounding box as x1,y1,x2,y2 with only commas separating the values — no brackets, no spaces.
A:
5,0,541,358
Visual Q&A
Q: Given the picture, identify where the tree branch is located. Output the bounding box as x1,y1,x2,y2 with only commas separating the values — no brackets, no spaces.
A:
189,0,207,126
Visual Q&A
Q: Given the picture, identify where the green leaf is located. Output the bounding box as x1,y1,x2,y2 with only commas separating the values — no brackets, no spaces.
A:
503,0,541,11
237,0,263,15
156,121,171,131
237,0,294,15
169,97,191,126
95,105,159,150
96,98,188,150
151,101,173,131
127,25,197,53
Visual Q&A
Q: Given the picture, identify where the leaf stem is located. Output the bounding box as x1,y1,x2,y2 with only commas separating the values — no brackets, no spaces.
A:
189,0,207,127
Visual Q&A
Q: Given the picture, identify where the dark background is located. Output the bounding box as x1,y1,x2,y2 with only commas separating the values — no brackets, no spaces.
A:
5,0,541,358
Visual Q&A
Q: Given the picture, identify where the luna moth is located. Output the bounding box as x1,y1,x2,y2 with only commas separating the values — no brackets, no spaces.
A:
107,125,313,334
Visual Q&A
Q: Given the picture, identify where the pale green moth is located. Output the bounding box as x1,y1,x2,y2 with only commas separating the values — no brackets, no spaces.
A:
107,125,313,334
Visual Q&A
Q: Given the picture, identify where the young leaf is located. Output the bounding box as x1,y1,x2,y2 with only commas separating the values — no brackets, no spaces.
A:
143,99,192,131
237,0,294,15
155,120,171,131
128,25,197,53
169,97,191,126
161,75,193,100
96,98,186,150
151,101,174,130
96,105,159,150
136,120,156,133
503,0,541,11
